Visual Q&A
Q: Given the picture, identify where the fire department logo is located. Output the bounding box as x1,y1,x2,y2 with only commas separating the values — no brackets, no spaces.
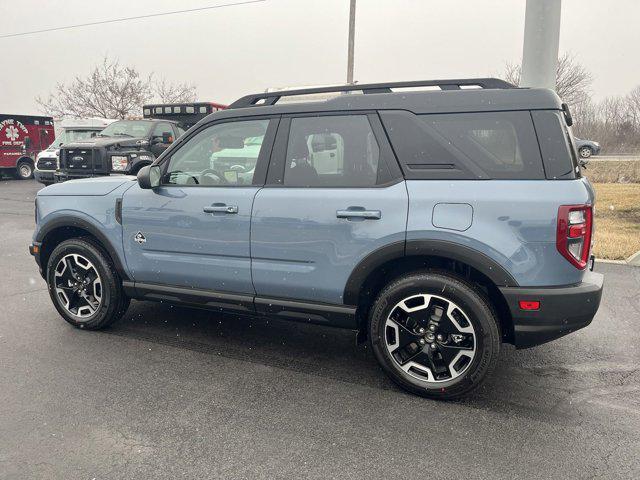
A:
5,125,19,142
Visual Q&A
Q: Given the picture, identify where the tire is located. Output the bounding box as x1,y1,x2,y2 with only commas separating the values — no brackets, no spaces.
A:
369,270,501,400
15,160,34,180
579,146,593,159
46,238,130,330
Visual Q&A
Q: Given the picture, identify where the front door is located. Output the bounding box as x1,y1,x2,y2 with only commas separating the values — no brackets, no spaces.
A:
122,118,277,295
251,113,408,306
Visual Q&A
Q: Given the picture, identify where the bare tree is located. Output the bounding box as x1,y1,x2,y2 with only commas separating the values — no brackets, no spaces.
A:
152,77,197,104
36,57,153,119
503,53,593,107
36,56,199,119
627,85,640,129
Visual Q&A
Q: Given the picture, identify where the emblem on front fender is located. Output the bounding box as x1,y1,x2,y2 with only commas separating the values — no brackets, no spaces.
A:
134,232,146,244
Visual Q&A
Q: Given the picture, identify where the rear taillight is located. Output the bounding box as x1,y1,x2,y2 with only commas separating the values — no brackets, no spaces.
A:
557,205,593,269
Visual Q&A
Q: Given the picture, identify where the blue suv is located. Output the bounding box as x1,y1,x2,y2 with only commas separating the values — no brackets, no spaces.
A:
29,79,604,399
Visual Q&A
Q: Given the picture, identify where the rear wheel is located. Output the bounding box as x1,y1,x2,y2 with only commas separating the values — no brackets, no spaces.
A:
369,271,500,400
46,238,129,329
15,160,34,179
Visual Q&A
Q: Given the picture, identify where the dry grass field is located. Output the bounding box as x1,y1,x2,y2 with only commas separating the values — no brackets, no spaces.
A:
585,160,640,183
592,183,640,260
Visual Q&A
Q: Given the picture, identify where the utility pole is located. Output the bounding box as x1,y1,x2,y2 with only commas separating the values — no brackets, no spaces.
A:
520,0,562,90
346,0,356,84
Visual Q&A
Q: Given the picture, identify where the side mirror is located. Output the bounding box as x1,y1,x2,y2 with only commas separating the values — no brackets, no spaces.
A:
137,165,161,189
90,132,97,138
579,158,589,169
162,132,173,144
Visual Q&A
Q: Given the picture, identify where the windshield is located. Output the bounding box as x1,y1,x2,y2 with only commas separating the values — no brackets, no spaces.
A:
50,129,100,147
99,120,153,138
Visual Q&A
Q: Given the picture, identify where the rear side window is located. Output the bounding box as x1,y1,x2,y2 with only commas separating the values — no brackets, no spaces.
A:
531,110,578,179
380,110,544,179
283,115,382,187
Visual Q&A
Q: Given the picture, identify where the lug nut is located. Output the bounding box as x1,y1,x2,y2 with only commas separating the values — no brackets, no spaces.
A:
418,327,425,334
437,334,445,342
429,324,436,331
419,338,426,345
430,343,437,349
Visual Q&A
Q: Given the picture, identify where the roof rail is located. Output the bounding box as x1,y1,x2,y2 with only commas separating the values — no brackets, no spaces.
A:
229,78,515,108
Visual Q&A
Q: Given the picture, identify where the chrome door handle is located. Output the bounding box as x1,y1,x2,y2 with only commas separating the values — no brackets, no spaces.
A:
203,204,238,214
336,208,382,220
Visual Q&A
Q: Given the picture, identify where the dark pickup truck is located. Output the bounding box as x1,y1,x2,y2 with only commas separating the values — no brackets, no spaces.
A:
55,119,183,181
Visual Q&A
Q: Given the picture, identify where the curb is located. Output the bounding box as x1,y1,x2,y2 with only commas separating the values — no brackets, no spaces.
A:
627,250,640,266
596,250,640,267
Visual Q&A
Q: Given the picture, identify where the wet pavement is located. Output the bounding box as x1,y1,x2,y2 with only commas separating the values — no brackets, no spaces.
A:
1,179,639,479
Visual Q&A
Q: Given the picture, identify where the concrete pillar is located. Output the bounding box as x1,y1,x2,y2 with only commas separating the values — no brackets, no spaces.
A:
520,0,562,90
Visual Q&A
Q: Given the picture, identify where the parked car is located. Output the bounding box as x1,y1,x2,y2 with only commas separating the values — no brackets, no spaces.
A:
0,114,54,179
29,79,603,399
35,119,115,186
574,137,601,159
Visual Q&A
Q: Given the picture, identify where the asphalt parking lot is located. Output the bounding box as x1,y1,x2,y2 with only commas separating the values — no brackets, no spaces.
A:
1,178,639,480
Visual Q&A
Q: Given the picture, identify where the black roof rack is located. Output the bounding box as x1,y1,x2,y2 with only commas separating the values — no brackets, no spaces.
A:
229,78,515,108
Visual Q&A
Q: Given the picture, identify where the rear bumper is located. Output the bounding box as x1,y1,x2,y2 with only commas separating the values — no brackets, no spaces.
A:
499,270,604,349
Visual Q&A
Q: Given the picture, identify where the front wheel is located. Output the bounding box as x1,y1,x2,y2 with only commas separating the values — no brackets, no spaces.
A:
579,146,593,159
369,271,501,400
46,238,130,329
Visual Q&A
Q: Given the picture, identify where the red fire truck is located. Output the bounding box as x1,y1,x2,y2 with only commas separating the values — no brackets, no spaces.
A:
0,114,55,179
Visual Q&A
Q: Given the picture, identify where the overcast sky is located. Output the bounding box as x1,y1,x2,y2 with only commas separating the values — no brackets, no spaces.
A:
1,0,638,115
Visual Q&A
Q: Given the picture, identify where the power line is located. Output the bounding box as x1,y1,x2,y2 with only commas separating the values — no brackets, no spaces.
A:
0,0,267,39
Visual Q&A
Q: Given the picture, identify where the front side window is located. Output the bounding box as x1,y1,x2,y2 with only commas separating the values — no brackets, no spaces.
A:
162,119,269,186
152,122,174,140
283,115,380,187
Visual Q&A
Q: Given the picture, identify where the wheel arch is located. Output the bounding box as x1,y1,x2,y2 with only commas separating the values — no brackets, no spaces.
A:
345,240,517,344
129,159,152,175
17,156,34,165
36,217,130,282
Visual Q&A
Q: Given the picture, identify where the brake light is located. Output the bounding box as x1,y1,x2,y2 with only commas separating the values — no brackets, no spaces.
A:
557,205,593,269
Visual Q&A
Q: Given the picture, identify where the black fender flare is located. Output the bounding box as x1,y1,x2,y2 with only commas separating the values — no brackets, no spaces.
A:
129,158,153,175
343,239,519,305
36,216,130,281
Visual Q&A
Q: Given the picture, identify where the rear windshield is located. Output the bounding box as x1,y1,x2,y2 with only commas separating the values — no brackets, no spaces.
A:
530,110,579,179
380,110,545,180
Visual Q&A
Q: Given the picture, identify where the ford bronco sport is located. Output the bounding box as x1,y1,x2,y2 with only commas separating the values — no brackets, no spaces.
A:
30,79,604,399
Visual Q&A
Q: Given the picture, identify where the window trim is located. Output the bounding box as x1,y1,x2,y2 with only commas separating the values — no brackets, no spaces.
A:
156,115,280,188
265,111,403,189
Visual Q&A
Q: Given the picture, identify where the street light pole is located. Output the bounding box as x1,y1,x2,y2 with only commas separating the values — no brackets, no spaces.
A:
346,0,356,84
520,0,562,90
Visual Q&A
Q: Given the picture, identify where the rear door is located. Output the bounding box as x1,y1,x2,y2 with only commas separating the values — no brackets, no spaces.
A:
251,113,408,306
122,117,278,295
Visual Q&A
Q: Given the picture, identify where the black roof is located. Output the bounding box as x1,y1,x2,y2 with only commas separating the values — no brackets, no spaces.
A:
209,78,562,122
